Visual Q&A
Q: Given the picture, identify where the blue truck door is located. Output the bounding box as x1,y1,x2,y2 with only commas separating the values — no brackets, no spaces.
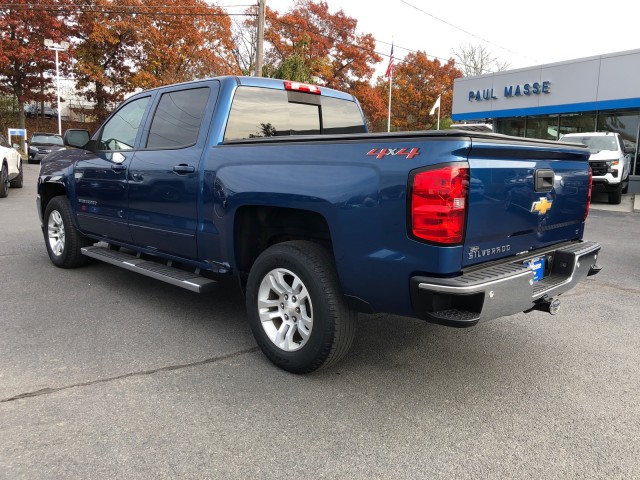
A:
128,83,218,260
74,95,152,243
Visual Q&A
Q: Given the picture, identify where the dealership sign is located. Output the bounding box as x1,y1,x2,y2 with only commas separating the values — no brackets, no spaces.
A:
469,81,551,102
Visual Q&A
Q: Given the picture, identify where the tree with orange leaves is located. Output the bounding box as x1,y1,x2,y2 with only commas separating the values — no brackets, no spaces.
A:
73,0,237,121
73,0,142,121
0,0,73,129
375,51,462,132
265,0,381,90
132,0,238,90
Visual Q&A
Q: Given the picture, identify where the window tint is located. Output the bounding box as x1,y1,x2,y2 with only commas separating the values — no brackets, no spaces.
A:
99,96,150,151
147,87,211,149
224,86,366,141
321,96,366,134
225,87,320,141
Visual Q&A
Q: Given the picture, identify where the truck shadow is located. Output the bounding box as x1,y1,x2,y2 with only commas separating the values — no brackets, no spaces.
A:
70,260,573,393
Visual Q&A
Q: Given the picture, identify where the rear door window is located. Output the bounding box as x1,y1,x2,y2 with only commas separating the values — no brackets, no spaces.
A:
146,87,211,149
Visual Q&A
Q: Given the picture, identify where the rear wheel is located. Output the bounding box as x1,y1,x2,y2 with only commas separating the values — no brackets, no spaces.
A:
245,240,356,373
9,162,23,188
44,196,92,268
608,183,622,205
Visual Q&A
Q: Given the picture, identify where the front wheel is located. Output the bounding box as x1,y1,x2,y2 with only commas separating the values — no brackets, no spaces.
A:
0,163,8,198
608,183,622,205
245,241,356,373
43,196,92,268
9,162,23,188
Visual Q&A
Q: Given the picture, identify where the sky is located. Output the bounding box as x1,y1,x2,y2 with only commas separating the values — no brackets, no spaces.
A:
227,0,640,77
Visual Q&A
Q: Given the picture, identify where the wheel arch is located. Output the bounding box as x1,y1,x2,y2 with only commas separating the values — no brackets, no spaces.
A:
234,205,334,282
39,182,68,220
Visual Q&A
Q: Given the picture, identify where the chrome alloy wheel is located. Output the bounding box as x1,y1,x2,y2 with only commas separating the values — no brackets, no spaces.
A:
47,210,66,257
257,268,313,352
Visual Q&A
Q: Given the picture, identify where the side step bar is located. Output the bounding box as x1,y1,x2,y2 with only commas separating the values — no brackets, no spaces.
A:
81,246,217,293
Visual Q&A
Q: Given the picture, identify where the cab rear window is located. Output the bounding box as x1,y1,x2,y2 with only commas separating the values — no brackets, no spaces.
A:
224,86,365,141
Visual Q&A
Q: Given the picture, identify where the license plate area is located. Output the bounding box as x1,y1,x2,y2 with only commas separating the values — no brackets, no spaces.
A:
525,256,546,282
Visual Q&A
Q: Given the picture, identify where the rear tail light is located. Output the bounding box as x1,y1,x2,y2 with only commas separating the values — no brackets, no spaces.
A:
584,166,593,221
409,164,469,244
284,81,321,95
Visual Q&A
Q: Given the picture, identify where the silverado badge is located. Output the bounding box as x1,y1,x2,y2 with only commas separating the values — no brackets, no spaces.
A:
531,197,553,215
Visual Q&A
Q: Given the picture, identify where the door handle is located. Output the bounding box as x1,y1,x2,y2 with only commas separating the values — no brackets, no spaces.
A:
111,164,127,173
173,164,195,174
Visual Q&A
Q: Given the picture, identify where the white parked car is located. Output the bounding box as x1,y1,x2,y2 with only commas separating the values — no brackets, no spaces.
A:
0,133,24,198
560,131,631,204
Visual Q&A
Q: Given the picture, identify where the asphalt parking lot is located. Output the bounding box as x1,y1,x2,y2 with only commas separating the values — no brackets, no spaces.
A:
1,163,639,479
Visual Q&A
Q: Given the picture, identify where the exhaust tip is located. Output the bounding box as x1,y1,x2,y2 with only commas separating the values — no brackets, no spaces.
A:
530,297,561,315
548,298,561,315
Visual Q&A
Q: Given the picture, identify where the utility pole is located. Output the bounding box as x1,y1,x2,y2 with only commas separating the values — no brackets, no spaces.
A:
255,0,265,77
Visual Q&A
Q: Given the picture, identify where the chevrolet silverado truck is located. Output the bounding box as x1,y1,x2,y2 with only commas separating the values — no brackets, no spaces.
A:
37,76,602,373
560,131,631,204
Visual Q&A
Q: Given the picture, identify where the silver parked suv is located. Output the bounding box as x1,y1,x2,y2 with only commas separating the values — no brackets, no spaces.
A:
560,132,631,204
27,132,66,164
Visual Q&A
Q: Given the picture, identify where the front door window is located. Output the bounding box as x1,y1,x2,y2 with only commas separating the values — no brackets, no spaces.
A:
99,97,150,151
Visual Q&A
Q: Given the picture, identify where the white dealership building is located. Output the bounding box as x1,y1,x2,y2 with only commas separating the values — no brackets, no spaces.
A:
452,48,640,176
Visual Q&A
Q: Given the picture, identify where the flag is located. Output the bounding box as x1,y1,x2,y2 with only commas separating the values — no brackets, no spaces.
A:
430,95,441,115
385,43,395,78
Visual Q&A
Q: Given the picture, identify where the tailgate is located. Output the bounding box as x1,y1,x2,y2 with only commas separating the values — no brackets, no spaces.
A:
463,139,591,268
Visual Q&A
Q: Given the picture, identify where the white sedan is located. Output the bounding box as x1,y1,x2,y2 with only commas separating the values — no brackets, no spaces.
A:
0,132,23,198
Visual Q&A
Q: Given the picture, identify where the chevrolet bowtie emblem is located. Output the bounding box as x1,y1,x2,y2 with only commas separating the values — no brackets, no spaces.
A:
531,197,553,215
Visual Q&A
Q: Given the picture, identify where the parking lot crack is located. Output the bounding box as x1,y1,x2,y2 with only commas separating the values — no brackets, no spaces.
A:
590,281,640,295
0,347,260,404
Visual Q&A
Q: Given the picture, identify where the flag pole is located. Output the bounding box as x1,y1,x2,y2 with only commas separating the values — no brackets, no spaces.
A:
387,68,393,133
437,106,440,130
386,39,394,133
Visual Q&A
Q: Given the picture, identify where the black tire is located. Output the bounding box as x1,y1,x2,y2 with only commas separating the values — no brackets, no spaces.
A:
608,183,622,205
9,161,23,188
245,240,356,373
43,196,92,268
0,163,9,198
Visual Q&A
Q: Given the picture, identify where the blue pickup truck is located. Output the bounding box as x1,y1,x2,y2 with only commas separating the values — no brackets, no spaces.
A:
37,76,601,373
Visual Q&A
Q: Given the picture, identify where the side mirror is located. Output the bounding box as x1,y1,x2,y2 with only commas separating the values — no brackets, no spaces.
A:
12,143,20,149
63,129,91,149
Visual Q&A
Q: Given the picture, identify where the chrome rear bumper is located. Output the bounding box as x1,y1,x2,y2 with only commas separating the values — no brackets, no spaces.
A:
410,241,601,327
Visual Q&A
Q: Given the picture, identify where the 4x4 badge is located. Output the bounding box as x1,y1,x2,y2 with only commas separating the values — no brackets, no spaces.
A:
531,197,553,215
367,147,420,159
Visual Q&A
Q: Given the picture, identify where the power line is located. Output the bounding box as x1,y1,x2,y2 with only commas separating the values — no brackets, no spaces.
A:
0,3,255,16
0,2,254,8
268,16,486,75
398,0,539,63
0,2,490,74
374,38,456,69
